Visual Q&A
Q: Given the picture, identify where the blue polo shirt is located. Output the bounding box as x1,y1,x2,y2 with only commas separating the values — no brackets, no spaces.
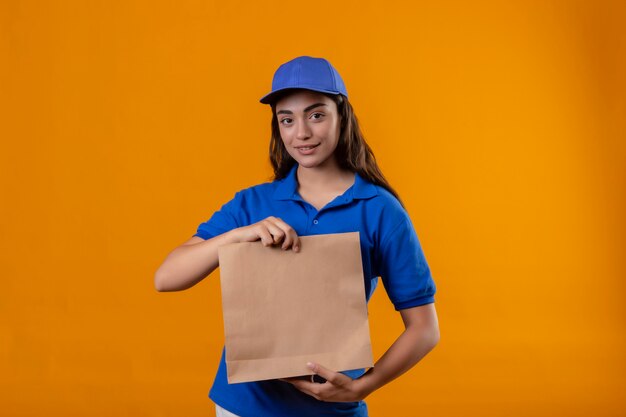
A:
193,163,436,417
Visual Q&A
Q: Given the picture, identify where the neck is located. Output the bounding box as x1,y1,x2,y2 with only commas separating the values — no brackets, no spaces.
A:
295,161,355,192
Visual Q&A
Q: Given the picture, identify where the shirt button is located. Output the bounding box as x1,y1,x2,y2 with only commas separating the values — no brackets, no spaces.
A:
313,219,319,225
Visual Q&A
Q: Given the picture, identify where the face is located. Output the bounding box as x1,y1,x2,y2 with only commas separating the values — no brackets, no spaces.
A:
274,90,342,170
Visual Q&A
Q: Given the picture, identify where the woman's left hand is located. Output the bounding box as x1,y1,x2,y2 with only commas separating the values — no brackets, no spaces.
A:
279,362,369,402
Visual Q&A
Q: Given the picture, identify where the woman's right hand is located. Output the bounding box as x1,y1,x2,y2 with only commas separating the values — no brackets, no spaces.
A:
230,216,300,252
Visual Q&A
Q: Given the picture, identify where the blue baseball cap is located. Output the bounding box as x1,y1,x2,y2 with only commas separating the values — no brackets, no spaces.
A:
259,56,348,105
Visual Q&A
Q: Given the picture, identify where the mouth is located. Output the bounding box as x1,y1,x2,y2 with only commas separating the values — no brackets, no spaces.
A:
296,143,320,151
296,143,320,155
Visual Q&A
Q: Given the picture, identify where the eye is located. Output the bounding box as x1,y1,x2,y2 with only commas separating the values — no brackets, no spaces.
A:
310,112,324,120
279,118,293,126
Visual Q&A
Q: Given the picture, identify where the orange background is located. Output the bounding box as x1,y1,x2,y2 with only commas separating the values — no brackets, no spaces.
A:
1,1,625,416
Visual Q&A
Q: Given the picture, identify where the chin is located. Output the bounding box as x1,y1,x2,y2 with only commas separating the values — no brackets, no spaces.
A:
298,159,335,170
287,150,335,169
295,160,318,169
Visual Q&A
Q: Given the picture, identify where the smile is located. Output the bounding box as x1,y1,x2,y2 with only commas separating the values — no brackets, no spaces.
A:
295,143,320,154
295,144,320,150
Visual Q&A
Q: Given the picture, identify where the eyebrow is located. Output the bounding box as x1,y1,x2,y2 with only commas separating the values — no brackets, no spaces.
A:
276,103,328,115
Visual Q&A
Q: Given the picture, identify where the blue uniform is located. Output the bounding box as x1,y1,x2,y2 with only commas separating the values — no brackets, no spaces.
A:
193,163,436,417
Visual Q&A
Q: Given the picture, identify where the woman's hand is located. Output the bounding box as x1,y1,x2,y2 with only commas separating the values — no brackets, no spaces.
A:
284,305,439,403
279,362,369,402
230,216,300,251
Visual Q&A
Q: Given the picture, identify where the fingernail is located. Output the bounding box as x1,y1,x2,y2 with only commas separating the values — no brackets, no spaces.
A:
306,362,315,370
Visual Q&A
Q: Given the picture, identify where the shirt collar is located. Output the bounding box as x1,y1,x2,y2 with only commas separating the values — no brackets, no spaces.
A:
273,163,378,201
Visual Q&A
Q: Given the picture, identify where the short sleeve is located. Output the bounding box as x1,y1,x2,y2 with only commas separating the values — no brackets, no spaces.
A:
376,214,436,310
193,191,243,240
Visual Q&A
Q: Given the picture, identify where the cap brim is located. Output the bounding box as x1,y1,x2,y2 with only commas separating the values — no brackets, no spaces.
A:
259,87,342,105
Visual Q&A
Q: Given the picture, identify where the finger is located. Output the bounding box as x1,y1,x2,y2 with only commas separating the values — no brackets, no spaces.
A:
268,217,291,248
278,377,301,383
292,232,301,252
307,362,351,387
256,225,274,246
262,218,287,245
264,222,286,245
271,217,300,251
288,228,301,252
269,225,286,245
284,379,322,400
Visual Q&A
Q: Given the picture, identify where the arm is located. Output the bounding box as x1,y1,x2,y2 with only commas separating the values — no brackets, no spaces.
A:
281,303,440,402
154,216,301,292
154,231,239,292
356,302,440,397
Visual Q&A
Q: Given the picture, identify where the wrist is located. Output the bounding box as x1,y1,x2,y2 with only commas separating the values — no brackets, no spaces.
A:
222,229,242,245
354,369,376,400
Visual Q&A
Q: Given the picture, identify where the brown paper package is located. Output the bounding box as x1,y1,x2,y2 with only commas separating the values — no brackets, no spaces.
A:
217,231,374,384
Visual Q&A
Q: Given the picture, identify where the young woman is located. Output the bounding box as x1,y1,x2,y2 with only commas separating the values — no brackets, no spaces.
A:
155,56,440,417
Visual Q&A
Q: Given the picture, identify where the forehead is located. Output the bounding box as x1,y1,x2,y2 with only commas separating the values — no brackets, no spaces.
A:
274,90,335,112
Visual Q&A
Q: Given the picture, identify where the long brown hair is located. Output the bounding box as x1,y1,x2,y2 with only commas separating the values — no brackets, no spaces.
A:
268,90,404,207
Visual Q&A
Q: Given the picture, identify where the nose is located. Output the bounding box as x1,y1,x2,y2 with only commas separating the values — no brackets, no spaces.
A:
295,119,312,140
